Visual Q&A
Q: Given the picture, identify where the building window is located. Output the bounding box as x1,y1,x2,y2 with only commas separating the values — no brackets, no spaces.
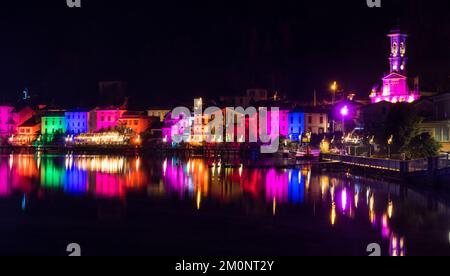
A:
320,117,324,124
443,127,449,142
435,128,442,142
308,116,312,124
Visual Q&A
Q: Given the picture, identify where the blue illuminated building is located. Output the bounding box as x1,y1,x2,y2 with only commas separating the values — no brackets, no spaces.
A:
288,110,305,141
65,110,89,135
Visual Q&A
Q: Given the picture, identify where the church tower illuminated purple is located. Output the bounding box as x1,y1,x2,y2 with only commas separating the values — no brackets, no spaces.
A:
388,28,408,75
369,28,419,104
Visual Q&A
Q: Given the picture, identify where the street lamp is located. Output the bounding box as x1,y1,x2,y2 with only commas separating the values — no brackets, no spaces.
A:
331,81,338,105
369,135,375,157
330,81,339,133
340,105,349,135
387,135,394,159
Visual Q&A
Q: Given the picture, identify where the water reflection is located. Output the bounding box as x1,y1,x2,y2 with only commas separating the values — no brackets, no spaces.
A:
0,154,449,256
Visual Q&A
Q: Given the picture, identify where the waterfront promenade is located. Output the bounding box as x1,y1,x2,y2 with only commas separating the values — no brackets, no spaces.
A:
321,153,450,185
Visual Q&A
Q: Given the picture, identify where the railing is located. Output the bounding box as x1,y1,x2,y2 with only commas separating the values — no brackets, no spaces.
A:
321,154,402,172
408,158,429,172
438,154,450,170
321,154,445,173
322,153,450,177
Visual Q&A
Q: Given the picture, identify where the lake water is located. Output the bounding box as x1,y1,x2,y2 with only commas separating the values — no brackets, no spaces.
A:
0,154,449,256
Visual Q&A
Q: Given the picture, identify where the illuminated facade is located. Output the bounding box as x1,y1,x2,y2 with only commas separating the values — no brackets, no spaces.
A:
162,112,191,144
91,108,126,132
418,93,450,152
12,106,37,134
65,110,89,134
289,110,328,140
267,109,289,138
119,112,151,134
0,106,14,136
192,98,208,143
369,28,420,104
12,117,41,146
147,108,170,122
288,111,305,141
41,114,67,135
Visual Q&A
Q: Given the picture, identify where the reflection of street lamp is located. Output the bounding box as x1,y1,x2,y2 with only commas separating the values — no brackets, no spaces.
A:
387,135,394,159
340,105,349,134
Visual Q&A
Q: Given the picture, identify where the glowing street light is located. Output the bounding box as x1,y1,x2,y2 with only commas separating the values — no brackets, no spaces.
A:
340,105,349,116
331,81,338,104
331,81,338,98
368,135,375,157
340,105,349,134
387,135,394,159
331,81,339,133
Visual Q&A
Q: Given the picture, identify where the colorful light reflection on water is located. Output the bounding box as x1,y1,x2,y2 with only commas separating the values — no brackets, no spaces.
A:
0,154,449,256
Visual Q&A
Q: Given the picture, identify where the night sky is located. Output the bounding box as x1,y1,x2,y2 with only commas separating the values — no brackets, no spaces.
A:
0,0,449,107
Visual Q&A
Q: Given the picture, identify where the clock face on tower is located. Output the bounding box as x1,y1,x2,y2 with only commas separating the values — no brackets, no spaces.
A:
400,42,406,57
392,42,398,57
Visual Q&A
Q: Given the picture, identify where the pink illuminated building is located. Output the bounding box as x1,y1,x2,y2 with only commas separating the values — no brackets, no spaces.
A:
267,109,289,138
0,106,14,137
369,28,420,104
90,108,127,132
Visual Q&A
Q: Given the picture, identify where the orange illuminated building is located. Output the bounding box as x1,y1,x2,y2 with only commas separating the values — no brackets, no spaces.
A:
12,117,41,146
119,112,151,134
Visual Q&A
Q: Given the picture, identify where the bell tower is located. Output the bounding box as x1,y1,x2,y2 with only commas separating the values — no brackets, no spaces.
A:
388,28,408,75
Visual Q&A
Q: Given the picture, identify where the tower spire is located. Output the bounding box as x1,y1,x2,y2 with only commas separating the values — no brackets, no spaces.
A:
388,26,408,75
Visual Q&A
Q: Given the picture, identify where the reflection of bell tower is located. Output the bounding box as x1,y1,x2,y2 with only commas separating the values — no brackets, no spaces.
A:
388,28,408,75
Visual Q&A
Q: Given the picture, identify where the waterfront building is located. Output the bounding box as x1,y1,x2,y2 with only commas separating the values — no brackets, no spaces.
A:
288,111,305,141
90,108,127,132
65,110,89,134
11,117,41,146
192,98,208,143
416,93,450,152
12,105,38,133
147,108,170,122
162,112,191,144
369,28,420,104
0,105,15,137
288,109,328,140
41,113,67,135
266,109,289,138
118,112,151,134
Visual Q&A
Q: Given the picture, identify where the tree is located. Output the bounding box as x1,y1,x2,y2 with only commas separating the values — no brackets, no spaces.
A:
384,104,422,153
403,132,441,159
365,103,441,159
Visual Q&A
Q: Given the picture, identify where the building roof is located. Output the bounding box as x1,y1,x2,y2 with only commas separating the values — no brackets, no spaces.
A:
383,72,407,80
289,107,329,114
65,108,90,113
19,117,41,127
42,111,65,117
120,111,149,118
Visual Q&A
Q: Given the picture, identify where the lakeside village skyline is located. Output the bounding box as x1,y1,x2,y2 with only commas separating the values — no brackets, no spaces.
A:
0,27,449,156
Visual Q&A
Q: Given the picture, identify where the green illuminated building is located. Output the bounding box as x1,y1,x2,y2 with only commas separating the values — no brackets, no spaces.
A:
41,114,67,135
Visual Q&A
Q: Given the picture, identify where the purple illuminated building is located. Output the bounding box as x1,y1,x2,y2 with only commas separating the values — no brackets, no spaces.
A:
369,28,420,104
